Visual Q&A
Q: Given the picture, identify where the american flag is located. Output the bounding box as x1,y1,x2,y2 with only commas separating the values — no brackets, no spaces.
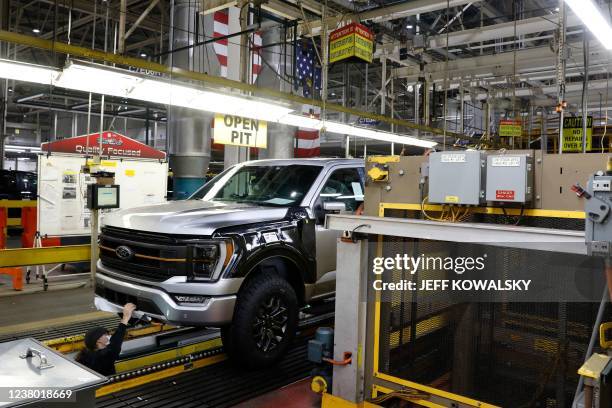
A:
295,106,321,157
295,41,321,97
213,8,262,83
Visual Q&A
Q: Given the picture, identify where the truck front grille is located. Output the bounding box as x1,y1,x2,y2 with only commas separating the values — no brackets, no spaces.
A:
99,226,189,282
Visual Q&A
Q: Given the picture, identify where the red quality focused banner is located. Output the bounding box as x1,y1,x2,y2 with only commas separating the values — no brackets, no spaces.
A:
41,131,166,159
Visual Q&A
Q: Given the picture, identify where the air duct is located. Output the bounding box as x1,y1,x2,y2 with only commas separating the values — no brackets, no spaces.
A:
168,0,214,199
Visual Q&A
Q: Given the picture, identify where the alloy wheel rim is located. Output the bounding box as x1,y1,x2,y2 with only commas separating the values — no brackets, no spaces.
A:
253,294,288,352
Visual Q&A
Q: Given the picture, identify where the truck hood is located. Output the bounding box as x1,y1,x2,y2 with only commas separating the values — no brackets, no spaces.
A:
101,200,289,236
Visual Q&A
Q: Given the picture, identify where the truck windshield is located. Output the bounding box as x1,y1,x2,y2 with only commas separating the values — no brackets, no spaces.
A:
190,164,322,206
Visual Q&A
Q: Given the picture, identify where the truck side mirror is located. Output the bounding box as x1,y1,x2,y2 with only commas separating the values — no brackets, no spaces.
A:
323,201,346,212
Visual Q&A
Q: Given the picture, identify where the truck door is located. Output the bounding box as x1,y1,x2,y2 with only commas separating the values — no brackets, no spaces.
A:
312,166,364,297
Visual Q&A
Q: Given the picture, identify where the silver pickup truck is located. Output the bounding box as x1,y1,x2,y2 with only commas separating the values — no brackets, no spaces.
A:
94,158,364,367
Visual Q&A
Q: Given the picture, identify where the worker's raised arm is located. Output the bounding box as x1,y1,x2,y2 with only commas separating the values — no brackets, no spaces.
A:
106,303,136,358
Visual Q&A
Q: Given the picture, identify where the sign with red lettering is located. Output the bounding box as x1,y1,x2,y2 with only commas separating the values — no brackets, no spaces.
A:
41,131,166,159
496,190,515,200
499,120,522,137
329,22,374,64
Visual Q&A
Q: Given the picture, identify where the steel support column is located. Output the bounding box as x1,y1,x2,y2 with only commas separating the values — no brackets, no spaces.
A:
331,238,369,402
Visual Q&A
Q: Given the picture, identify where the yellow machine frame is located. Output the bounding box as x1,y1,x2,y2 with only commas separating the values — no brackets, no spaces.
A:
365,200,587,407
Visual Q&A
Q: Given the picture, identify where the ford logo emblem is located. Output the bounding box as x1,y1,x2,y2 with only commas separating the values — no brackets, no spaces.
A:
115,245,134,261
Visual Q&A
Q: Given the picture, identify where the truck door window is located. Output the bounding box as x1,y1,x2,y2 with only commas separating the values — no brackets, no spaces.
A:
317,168,364,212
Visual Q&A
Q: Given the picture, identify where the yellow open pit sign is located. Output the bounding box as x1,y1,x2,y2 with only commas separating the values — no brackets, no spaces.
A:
213,114,267,148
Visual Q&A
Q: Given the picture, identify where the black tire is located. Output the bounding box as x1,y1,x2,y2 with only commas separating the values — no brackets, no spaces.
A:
225,273,298,369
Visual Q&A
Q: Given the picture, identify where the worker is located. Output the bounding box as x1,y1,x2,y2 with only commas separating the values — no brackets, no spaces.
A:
75,302,137,375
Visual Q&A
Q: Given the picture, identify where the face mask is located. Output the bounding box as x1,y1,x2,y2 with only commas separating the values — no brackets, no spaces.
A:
98,334,111,349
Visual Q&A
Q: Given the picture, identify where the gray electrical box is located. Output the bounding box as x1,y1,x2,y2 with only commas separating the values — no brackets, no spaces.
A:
428,151,485,205
585,173,612,256
485,154,533,203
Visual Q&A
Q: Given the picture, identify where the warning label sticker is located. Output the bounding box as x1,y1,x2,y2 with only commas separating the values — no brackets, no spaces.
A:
496,190,515,200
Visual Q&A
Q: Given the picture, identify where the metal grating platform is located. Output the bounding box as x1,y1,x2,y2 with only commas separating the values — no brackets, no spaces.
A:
96,339,313,408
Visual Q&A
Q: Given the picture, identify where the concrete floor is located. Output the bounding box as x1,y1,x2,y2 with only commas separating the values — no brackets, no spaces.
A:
0,286,104,334
233,378,321,408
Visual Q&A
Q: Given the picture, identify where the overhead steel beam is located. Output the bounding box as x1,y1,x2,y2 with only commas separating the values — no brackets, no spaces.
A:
200,0,238,15
261,0,303,20
438,2,474,34
201,0,322,17
463,79,612,102
125,0,161,40
428,12,580,49
34,0,161,32
16,0,160,54
359,0,479,24
300,0,479,36
126,34,168,51
392,41,605,83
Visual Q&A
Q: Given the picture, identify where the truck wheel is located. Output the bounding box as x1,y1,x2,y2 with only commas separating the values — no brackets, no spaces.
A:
226,273,298,368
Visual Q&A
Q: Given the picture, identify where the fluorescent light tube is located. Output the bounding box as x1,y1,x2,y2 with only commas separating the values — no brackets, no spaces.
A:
280,114,437,148
277,113,323,130
565,0,612,50
323,121,437,148
0,59,437,148
0,59,59,85
58,62,292,122
5,144,42,152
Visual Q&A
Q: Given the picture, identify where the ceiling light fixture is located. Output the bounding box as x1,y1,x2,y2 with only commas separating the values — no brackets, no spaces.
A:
278,114,437,148
5,144,42,153
564,0,612,49
0,59,59,84
55,61,293,122
0,59,438,148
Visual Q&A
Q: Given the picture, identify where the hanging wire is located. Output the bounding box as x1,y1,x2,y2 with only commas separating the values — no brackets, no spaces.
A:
512,0,518,122
442,0,450,149
601,38,610,152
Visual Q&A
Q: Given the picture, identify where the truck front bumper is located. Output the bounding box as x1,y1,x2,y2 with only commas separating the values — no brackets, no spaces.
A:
94,271,237,326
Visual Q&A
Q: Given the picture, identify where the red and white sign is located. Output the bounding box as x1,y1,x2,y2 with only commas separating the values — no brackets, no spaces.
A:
41,132,166,160
495,190,515,200
329,23,374,42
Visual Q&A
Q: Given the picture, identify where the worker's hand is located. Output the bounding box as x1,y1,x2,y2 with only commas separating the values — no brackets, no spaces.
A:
121,303,137,324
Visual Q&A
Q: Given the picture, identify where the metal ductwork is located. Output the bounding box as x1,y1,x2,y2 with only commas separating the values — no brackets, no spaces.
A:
168,0,216,199
257,25,294,159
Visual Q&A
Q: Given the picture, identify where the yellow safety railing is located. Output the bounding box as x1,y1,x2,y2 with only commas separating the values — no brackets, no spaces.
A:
0,245,90,268
370,204,502,408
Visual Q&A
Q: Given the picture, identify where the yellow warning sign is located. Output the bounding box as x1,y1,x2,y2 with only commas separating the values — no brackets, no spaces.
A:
562,116,592,152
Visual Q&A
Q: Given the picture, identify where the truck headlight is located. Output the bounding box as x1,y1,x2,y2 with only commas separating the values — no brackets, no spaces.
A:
187,241,233,281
